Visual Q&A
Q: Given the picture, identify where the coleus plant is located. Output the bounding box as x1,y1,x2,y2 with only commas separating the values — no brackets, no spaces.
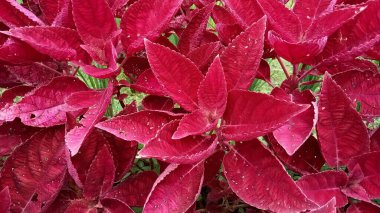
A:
0,0,379,212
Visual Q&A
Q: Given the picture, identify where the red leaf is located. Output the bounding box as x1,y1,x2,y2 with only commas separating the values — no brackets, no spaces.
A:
38,0,61,24
80,41,116,66
101,198,134,213
212,6,243,44
256,0,301,41
0,187,10,213
65,199,96,213
212,5,239,26
116,101,137,117
293,0,362,40
0,85,33,109
0,66,20,88
72,130,137,183
65,83,113,155
140,121,217,164
6,62,60,85
198,56,227,119
296,171,349,207
103,132,138,181
121,0,183,55
96,110,176,145
105,171,158,206
203,150,224,184
142,95,174,111
293,0,335,28
0,119,40,156
221,90,309,141
80,43,119,78
216,23,243,45
178,4,214,54
305,7,363,40
0,0,45,28
0,76,88,127
370,128,380,152
366,42,380,60
5,26,87,61
223,0,264,27
272,89,317,155
220,17,266,90
318,59,378,75
122,56,150,77
0,38,48,64
256,59,271,82
72,0,117,46
206,178,234,203
0,127,67,211
52,0,76,29
347,202,380,213
145,40,204,111
343,151,380,201
315,1,380,66
317,74,370,168
259,0,362,64
223,140,317,212
83,145,115,199
333,71,380,117
64,90,103,111
72,130,109,184
172,110,217,139
187,41,223,73
343,164,372,202
309,198,337,213
156,35,178,51
173,56,227,139
268,31,327,64
143,163,204,212
107,0,130,13
38,188,76,212
131,69,166,96
266,135,325,175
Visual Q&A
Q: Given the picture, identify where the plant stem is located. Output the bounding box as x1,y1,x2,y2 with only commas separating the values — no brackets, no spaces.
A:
293,63,299,76
276,56,290,79
298,66,316,83
72,66,80,76
116,87,126,108
263,77,276,88
115,56,129,74
299,80,322,86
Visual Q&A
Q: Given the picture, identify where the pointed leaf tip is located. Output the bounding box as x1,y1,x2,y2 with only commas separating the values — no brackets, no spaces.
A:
143,163,204,213
145,41,203,111
220,17,267,90
223,141,317,212
222,90,310,141
317,74,370,168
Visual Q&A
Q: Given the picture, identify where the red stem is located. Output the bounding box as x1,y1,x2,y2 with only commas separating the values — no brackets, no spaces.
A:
298,67,317,83
72,66,80,76
276,56,290,79
114,56,129,73
293,63,299,76
263,77,276,88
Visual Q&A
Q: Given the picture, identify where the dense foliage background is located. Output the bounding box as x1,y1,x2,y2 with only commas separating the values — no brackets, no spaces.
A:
0,0,379,212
